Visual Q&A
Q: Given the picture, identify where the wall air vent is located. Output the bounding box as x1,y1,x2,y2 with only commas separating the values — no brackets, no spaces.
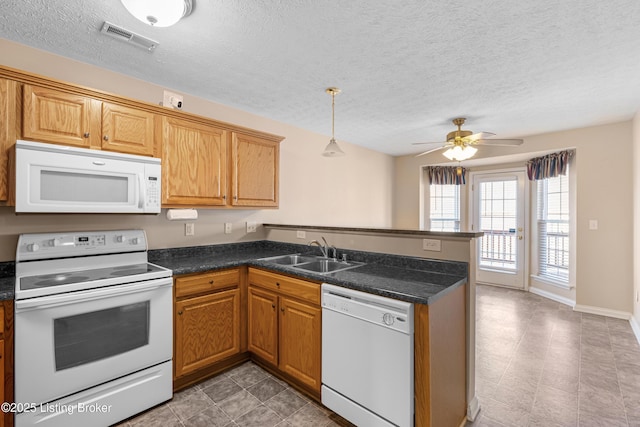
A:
100,21,159,52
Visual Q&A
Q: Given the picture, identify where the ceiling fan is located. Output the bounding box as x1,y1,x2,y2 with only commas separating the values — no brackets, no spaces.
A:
414,117,523,160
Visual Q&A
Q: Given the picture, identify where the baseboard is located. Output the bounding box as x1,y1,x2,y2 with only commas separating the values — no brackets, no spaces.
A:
467,395,480,422
573,304,631,320
529,286,574,307
630,315,640,346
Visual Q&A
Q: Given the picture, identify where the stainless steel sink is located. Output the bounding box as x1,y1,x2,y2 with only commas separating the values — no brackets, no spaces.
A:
258,254,318,265
293,258,364,274
259,254,364,274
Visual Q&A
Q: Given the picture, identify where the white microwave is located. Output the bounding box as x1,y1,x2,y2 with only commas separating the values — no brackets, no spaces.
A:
15,140,161,213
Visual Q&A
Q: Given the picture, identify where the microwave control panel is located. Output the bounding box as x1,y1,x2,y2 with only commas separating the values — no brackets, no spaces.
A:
146,175,160,210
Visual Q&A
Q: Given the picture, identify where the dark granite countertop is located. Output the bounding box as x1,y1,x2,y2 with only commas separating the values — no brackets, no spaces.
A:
0,240,468,304
150,240,468,305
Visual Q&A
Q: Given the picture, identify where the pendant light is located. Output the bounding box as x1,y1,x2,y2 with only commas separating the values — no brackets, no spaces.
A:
322,87,346,157
120,0,193,27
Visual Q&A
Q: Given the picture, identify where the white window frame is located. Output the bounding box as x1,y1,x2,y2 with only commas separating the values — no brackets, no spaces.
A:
429,183,461,232
534,171,571,287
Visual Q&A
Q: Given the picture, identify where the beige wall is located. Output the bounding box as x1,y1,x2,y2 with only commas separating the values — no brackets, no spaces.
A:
394,121,635,315
0,39,394,261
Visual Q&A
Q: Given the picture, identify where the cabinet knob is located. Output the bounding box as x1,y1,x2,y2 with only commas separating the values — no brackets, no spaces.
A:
271,304,276,309
83,132,90,138
209,280,214,284
276,282,280,287
103,135,109,141
281,308,285,313
223,195,226,200
234,196,238,200
178,311,183,315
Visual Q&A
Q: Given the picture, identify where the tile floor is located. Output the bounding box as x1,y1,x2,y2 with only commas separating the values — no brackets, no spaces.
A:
121,284,640,427
467,285,640,427
118,361,352,427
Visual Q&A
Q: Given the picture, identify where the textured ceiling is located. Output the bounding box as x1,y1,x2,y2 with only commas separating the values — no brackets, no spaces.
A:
1,1,639,156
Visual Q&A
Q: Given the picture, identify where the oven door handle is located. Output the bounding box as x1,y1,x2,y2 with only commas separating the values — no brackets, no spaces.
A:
15,279,172,312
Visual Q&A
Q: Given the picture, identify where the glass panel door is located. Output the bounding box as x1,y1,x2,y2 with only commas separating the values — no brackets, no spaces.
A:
472,170,527,289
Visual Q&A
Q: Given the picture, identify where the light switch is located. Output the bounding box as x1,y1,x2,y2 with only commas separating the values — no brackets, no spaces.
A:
296,230,306,239
185,223,195,236
589,220,598,230
224,223,232,234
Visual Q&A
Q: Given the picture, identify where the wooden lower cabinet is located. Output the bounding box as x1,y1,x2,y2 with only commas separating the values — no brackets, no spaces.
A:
174,269,242,383
247,287,278,365
278,296,321,391
247,268,321,394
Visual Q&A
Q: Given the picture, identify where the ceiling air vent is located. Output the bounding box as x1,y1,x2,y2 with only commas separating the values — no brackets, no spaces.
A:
100,21,159,52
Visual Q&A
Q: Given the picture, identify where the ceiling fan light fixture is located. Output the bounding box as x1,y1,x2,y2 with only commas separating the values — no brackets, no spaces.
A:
443,145,477,161
120,0,193,27
322,87,345,157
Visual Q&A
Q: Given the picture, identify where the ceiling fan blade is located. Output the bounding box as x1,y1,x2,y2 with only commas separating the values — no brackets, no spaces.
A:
415,146,446,157
474,138,524,146
411,141,445,146
466,132,495,142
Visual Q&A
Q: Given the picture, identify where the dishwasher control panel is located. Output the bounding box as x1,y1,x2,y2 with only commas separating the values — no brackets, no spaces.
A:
321,283,413,334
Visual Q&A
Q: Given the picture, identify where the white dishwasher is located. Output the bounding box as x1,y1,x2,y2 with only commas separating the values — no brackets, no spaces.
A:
321,283,414,427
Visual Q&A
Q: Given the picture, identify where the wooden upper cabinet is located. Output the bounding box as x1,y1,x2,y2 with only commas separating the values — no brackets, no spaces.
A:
0,78,18,203
161,116,228,206
232,132,279,207
101,102,155,156
22,84,157,156
22,84,100,148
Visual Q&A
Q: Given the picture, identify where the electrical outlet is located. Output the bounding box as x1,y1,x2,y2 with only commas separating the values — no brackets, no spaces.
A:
246,221,257,233
296,230,306,239
423,239,441,252
185,223,195,236
224,223,232,234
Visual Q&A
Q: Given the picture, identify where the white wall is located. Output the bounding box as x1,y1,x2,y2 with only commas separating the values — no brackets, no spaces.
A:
0,39,394,261
632,111,640,338
394,121,634,316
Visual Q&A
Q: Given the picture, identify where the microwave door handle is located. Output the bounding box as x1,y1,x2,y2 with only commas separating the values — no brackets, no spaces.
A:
138,173,146,209
15,279,172,312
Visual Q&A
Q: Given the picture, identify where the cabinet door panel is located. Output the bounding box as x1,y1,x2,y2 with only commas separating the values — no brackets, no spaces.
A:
102,102,155,156
247,286,278,366
0,78,18,202
279,296,321,392
175,288,240,377
232,133,278,207
22,85,100,148
162,116,227,205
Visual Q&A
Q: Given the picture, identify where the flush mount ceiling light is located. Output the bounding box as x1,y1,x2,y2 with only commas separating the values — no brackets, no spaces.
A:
322,87,346,157
120,0,193,27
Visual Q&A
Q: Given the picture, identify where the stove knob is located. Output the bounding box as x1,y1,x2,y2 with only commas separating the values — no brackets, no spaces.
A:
131,237,139,245
27,243,40,252
49,238,59,247
116,235,125,243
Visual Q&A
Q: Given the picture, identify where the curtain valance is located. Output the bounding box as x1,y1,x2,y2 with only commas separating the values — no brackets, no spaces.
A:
427,166,467,185
526,150,574,181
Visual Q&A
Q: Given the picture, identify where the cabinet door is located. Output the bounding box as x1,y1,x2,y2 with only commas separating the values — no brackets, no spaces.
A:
22,85,100,148
162,116,228,205
247,286,278,366
101,102,155,156
175,288,240,378
279,296,322,392
231,133,279,207
0,78,18,202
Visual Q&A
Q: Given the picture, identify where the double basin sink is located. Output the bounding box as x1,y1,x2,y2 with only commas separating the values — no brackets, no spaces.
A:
259,254,364,274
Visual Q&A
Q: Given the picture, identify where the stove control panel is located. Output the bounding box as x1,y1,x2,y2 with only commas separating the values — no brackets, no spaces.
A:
17,230,148,261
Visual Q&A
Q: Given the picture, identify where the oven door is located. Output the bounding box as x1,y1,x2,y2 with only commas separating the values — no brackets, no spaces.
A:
15,278,172,405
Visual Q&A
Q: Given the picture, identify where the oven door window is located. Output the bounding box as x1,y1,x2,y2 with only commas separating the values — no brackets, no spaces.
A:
54,301,150,371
